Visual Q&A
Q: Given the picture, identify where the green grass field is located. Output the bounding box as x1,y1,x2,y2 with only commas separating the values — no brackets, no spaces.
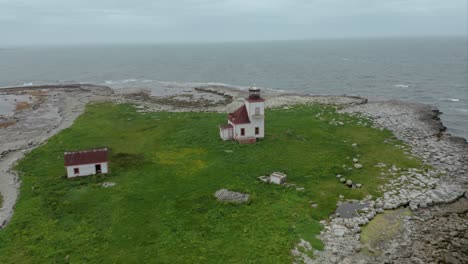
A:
0,102,424,263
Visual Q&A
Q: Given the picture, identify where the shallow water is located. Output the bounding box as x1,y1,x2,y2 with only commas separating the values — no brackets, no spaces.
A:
336,201,371,218
0,37,466,138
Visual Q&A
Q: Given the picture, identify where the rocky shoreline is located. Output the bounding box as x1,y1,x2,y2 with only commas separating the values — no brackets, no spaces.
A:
0,84,466,263
301,101,467,264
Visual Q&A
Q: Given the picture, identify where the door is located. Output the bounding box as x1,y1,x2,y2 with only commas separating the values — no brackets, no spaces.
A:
95,164,102,173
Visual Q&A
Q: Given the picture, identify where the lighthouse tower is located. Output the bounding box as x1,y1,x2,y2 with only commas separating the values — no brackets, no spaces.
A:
244,86,265,139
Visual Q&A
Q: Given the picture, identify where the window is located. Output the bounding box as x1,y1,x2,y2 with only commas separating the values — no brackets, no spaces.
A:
74,168,79,174
255,107,260,115
240,128,245,136
255,127,260,135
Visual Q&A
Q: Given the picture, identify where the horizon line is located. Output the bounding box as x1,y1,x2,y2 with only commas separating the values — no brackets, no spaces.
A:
2,34,466,48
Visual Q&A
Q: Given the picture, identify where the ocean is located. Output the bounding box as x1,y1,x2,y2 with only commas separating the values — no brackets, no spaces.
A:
0,37,467,139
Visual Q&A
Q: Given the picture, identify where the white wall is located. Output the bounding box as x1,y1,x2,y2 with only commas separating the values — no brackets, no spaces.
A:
246,101,265,117
219,127,232,140
245,100,265,139
270,176,285,184
233,124,252,139
233,123,265,139
66,162,108,178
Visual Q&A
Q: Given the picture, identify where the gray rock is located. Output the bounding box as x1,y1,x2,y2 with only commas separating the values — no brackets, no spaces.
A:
214,189,249,203
346,180,353,186
340,177,346,183
257,176,270,183
354,163,363,169
102,182,116,188
333,228,346,237
444,254,460,264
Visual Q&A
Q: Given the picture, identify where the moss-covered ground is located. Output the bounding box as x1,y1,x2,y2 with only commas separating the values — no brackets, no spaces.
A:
0,103,425,263
360,208,412,256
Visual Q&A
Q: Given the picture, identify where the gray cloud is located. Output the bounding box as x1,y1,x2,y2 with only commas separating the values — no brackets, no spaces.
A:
0,0,466,46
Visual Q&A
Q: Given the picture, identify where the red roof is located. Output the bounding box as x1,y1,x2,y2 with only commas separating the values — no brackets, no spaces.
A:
228,105,250,124
64,148,109,166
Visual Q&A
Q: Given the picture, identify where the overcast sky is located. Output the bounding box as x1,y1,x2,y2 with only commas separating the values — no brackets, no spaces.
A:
1,0,467,46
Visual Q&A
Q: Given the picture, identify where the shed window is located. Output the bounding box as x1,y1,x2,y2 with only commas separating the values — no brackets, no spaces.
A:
255,127,260,135
255,107,260,115
240,128,245,136
74,168,80,174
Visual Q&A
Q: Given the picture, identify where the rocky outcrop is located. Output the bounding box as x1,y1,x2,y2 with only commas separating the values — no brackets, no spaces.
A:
214,189,250,203
306,101,467,263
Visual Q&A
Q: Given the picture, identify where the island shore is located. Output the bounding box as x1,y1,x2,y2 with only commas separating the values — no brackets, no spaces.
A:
0,84,466,263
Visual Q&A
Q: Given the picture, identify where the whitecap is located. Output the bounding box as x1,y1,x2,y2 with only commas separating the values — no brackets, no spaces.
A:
448,98,460,102
394,84,409,88
22,82,33,86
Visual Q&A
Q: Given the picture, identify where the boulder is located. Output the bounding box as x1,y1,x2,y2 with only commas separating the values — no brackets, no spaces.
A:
354,163,363,169
346,180,353,186
214,189,249,203
102,182,116,188
340,177,346,183
355,183,362,188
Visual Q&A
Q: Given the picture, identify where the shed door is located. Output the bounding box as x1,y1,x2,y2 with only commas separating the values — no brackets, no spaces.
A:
95,164,102,173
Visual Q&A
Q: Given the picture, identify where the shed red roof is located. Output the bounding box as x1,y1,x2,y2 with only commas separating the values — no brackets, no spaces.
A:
64,148,109,166
228,105,250,124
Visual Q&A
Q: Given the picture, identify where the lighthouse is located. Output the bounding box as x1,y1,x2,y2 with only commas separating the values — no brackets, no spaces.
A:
219,86,265,144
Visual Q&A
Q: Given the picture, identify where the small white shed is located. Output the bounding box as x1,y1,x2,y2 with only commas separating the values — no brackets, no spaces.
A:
64,148,109,178
270,172,287,185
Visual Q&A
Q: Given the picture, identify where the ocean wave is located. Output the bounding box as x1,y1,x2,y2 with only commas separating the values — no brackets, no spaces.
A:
23,82,33,86
104,79,139,85
394,84,409,88
448,98,460,102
